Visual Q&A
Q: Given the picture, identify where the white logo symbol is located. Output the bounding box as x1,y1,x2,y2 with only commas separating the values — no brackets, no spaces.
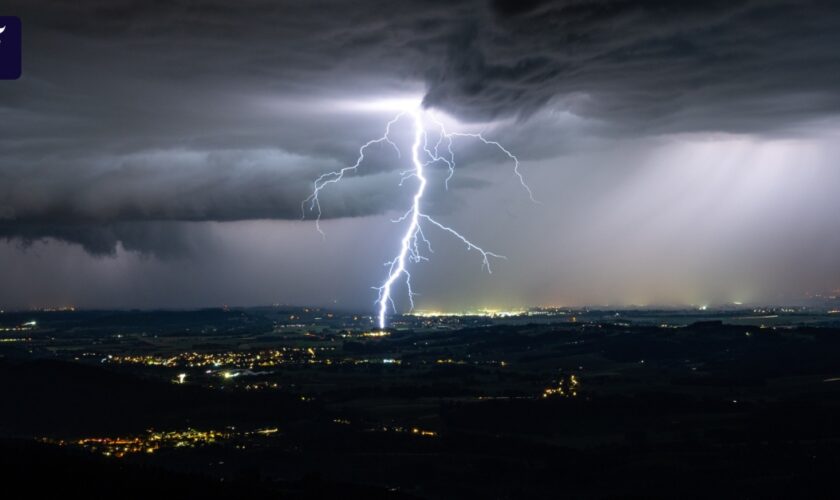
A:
0,26,5,34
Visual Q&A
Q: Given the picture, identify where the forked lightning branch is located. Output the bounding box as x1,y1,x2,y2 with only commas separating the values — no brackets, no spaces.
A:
303,107,535,329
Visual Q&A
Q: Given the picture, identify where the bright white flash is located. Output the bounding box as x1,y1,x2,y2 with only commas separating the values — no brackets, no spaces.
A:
302,106,535,329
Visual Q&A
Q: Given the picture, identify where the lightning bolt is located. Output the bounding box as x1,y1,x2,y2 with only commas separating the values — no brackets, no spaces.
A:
303,106,534,329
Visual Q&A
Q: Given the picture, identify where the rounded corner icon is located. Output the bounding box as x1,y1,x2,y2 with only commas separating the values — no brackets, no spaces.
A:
0,15,22,80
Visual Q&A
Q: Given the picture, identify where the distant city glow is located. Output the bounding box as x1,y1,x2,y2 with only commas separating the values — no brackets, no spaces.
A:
410,308,527,318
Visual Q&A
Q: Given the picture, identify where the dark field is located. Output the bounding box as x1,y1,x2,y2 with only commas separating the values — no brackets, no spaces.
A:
1,307,839,498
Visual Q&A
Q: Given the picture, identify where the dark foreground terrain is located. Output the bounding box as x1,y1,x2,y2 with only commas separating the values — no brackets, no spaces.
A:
1,307,839,498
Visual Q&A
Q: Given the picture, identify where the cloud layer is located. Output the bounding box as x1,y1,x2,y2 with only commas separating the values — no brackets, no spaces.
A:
2,0,840,257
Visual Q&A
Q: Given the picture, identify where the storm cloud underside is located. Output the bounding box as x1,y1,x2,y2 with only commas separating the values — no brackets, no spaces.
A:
1,0,839,309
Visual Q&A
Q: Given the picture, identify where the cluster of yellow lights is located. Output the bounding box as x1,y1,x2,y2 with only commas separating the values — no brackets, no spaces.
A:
41,427,279,458
100,345,516,380
361,331,390,337
542,374,580,399
0,324,35,332
243,381,280,391
162,357,509,378
370,425,438,437
338,330,391,338
104,347,335,369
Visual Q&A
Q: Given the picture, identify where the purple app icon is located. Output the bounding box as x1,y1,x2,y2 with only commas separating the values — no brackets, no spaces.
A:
0,16,22,80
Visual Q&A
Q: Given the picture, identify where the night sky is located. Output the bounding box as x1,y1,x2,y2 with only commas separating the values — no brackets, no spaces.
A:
2,0,840,311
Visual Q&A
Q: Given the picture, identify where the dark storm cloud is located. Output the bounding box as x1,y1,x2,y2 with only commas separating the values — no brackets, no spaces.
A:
423,0,840,130
2,0,840,254
0,221,213,257
20,0,837,127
